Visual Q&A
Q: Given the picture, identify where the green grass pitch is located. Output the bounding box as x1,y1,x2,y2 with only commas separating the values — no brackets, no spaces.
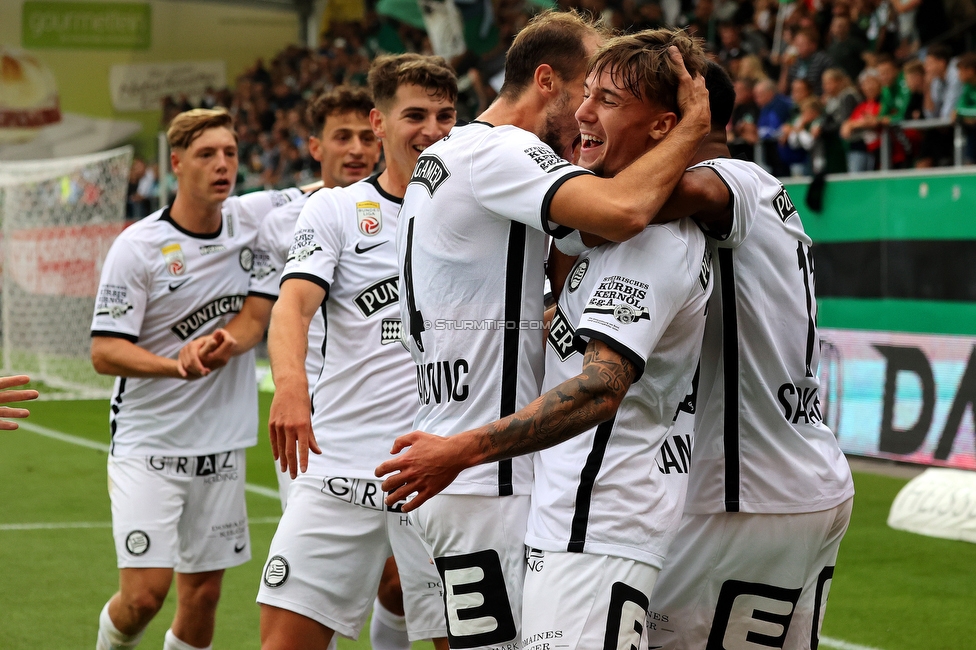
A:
2,395,975,649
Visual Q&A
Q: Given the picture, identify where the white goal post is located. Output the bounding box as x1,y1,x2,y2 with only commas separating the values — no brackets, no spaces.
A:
0,146,133,399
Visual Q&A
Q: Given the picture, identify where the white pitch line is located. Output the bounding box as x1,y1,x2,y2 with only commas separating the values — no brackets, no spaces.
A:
15,420,281,501
0,516,281,532
821,637,886,650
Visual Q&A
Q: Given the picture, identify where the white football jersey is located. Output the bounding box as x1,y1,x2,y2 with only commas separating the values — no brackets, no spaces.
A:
250,191,325,385
526,219,711,567
686,158,854,515
91,189,303,457
279,175,413,479
397,121,593,496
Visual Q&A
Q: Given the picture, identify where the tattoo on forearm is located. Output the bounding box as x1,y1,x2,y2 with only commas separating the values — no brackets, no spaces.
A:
479,343,636,462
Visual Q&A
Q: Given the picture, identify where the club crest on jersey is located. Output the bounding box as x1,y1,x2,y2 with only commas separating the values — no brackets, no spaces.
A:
354,276,399,318
287,229,322,263
568,258,589,293
125,530,150,556
263,555,289,588
773,186,798,223
239,247,254,272
410,154,450,196
357,201,382,236
161,243,185,276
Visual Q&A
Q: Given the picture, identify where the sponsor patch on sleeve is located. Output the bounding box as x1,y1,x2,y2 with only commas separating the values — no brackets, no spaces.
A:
95,284,133,319
581,275,651,329
287,228,322,263
524,145,571,173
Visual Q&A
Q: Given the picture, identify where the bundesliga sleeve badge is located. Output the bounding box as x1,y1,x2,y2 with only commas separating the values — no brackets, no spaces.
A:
356,201,382,236
161,243,186,276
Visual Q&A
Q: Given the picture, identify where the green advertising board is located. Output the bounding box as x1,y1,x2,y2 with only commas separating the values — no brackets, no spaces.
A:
21,1,151,50
787,169,976,336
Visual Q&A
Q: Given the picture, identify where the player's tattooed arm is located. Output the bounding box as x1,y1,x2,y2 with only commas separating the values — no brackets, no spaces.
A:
377,340,636,509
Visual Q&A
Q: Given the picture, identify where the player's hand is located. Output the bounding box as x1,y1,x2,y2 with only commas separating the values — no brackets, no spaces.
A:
268,383,321,478
670,46,710,136
198,329,237,370
177,337,212,379
375,432,467,512
0,375,39,431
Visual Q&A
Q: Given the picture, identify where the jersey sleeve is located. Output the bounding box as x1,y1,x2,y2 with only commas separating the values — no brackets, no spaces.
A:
234,188,303,230
90,235,150,342
248,206,289,301
471,127,592,238
280,190,344,294
575,228,700,381
691,160,762,249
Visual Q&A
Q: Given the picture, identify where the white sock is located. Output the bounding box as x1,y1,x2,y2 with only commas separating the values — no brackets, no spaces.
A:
163,629,210,650
369,597,410,650
96,601,144,650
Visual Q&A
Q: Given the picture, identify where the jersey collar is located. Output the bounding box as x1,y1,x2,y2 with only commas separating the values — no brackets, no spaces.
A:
366,173,402,205
159,205,223,240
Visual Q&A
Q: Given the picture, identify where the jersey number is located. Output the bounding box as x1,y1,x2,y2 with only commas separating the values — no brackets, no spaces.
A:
403,217,426,352
796,241,816,377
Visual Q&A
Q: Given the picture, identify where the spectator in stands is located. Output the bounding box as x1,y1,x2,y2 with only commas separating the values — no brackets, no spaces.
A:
903,60,926,119
126,158,157,220
738,54,771,84
756,77,794,174
730,77,761,160
826,14,868,80
877,54,911,121
791,77,815,109
781,27,833,95
822,68,860,172
954,52,976,162
842,68,884,171
780,96,826,175
925,44,963,120
866,0,900,55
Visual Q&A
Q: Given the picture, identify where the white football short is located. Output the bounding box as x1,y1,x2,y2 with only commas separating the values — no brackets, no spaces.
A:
521,549,659,650
108,449,250,572
412,493,529,650
256,474,446,641
646,497,853,650
275,462,292,510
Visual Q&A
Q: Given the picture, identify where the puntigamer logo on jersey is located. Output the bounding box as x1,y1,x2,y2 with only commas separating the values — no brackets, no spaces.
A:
171,295,246,341
161,243,185,276
548,305,582,361
355,276,399,318
773,186,798,223
411,154,450,196
287,229,322,263
95,284,133,319
357,201,382,236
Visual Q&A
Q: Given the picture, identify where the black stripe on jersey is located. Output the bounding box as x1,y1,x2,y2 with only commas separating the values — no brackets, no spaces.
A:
367,173,403,205
567,417,615,553
109,378,127,455
497,222,527,497
159,206,222,239
247,291,278,302
309,302,330,416
280,273,330,297
695,165,736,242
540,170,591,239
718,248,740,513
575,328,646,382
91,330,139,343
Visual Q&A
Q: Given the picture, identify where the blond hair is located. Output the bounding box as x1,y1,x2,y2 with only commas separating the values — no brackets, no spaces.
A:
166,108,234,150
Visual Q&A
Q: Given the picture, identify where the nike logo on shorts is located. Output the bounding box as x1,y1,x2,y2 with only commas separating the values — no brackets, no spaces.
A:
355,241,386,254
168,279,190,292
234,542,246,553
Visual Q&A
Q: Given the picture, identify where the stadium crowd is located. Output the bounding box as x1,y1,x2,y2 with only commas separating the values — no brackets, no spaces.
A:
125,0,976,218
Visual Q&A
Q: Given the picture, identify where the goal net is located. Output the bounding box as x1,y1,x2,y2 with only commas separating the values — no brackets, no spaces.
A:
0,146,133,399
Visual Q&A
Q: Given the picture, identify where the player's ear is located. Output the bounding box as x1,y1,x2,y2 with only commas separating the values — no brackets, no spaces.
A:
534,64,556,97
170,149,183,176
369,108,386,140
648,112,678,141
308,135,323,162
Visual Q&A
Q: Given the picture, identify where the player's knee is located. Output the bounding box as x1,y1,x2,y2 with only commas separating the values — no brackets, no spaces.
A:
123,588,167,623
184,579,222,613
377,557,405,614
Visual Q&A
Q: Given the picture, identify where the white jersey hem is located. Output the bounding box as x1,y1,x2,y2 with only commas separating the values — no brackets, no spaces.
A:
441,480,533,497
109,440,257,458
683,487,855,516
524,534,667,569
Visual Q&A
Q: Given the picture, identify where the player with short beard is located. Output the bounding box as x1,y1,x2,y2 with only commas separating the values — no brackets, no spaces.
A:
91,108,303,650
256,54,457,650
376,31,711,649
378,11,710,649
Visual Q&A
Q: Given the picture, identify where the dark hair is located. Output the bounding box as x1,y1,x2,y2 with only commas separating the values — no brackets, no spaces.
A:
499,10,600,99
306,86,374,135
367,53,458,110
588,28,708,114
167,108,235,150
926,44,952,63
874,53,897,68
705,61,735,129
958,52,976,72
